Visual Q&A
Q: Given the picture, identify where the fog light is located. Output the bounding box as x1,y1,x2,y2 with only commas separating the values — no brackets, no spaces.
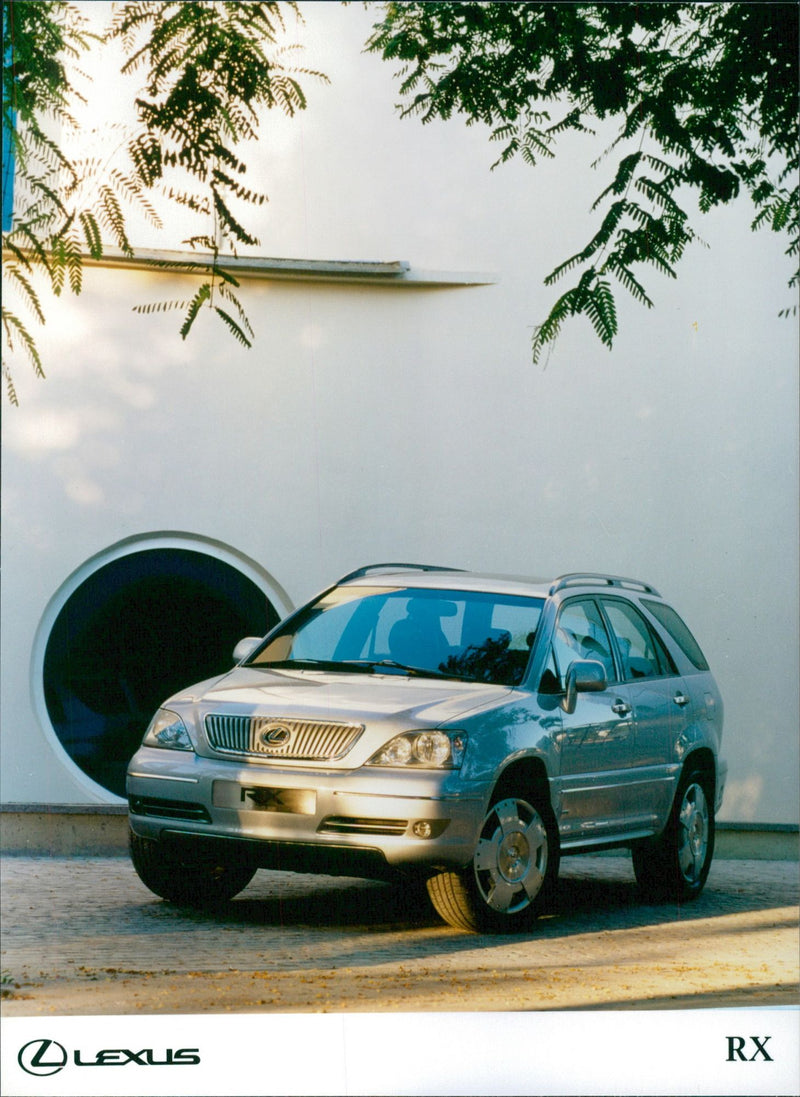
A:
412,821,433,838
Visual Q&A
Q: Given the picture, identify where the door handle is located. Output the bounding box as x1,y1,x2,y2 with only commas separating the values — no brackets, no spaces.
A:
612,700,631,716
673,693,690,707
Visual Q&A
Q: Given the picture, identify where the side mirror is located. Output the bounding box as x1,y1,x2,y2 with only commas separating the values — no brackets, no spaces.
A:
562,659,607,714
232,636,262,664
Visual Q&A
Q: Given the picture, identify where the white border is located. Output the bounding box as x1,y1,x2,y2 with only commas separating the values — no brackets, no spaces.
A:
3,1009,799,1096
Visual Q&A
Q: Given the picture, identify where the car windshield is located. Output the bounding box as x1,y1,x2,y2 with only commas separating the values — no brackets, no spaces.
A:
248,585,544,686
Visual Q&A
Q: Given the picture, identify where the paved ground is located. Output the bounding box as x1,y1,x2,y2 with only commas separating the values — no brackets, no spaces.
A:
1,854,798,1015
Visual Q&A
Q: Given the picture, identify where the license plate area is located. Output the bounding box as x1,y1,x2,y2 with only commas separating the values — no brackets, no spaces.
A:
213,782,316,815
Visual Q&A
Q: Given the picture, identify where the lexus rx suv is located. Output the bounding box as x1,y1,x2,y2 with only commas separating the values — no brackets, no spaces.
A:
127,563,726,932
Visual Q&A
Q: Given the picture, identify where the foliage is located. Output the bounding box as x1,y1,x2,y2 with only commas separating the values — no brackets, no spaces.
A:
367,2,799,361
4,3,796,399
3,1,95,402
2,1,323,402
108,1,322,347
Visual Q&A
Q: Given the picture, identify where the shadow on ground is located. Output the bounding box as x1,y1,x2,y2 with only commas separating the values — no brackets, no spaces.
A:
148,856,797,945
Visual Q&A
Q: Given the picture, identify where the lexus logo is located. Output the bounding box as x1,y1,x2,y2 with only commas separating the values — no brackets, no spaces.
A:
18,1039,68,1076
260,724,291,747
17,1038,201,1074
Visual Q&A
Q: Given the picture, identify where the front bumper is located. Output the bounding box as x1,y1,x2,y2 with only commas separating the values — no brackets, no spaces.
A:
126,747,488,875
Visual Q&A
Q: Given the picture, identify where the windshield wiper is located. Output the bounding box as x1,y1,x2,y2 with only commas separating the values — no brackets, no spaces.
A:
251,658,469,680
344,659,470,680
251,659,375,674
251,658,467,675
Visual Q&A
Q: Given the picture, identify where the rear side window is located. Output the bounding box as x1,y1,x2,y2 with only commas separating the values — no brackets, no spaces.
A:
601,599,677,679
641,599,710,670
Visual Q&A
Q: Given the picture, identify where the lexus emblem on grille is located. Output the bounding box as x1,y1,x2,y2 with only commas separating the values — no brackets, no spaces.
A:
260,724,291,747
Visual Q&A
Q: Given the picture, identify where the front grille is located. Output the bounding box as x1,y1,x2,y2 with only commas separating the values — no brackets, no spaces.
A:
204,714,364,761
129,796,211,822
318,816,409,836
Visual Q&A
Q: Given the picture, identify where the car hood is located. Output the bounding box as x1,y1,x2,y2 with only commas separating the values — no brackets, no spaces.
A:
174,665,513,728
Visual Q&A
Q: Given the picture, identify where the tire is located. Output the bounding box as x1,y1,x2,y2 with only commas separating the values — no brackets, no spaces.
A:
129,829,256,906
632,767,715,902
427,788,559,933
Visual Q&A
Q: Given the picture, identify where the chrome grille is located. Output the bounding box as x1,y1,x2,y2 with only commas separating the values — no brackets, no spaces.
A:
204,714,363,761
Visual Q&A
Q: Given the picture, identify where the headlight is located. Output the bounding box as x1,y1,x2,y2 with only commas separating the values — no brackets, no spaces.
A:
142,709,194,751
367,730,467,769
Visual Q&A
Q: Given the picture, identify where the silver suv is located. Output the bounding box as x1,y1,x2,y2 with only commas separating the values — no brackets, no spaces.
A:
127,564,726,932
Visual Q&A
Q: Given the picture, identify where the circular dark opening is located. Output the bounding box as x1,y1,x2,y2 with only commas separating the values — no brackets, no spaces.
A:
43,548,279,797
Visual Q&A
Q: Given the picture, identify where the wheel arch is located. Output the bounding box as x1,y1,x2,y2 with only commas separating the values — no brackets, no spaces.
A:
683,747,716,794
491,754,553,814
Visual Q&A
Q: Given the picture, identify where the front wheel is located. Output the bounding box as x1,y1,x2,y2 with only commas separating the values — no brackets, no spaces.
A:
632,768,715,902
427,790,559,933
129,829,256,906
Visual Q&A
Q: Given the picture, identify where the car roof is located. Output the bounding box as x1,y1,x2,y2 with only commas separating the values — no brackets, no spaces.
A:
336,564,661,600
341,569,552,597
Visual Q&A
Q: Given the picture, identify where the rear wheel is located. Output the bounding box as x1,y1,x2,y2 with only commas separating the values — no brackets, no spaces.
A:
427,788,559,933
632,768,714,902
129,829,256,906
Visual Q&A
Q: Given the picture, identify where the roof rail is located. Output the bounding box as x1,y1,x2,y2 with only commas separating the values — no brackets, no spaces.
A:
337,562,464,585
549,573,661,597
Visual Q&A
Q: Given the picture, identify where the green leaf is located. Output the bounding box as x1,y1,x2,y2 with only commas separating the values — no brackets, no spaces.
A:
180,283,212,340
132,299,189,315
2,308,46,383
605,255,653,308
214,306,253,348
78,211,103,260
215,265,241,289
584,278,618,347
5,265,47,324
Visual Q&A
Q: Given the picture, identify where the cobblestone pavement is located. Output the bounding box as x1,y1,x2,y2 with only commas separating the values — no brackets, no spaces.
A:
1,854,798,1015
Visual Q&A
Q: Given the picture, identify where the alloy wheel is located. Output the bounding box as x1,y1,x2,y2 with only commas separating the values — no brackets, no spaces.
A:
473,797,548,914
677,781,709,885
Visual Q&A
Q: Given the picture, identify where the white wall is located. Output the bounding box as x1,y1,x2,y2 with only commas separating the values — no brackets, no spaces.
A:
2,3,797,822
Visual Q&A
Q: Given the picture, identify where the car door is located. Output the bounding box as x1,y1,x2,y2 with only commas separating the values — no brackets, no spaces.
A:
551,598,637,841
599,597,687,829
